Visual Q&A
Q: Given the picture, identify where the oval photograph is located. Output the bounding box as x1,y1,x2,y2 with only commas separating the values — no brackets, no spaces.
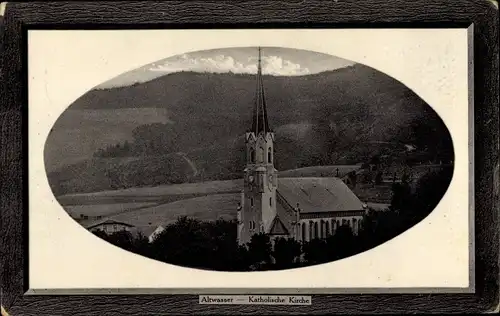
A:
45,46,454,271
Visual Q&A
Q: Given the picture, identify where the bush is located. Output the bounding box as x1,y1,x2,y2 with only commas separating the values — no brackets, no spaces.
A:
247,233,272,267
272,237,302,269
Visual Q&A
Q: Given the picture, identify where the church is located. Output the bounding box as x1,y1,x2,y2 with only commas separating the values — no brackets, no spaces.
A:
237,48,367,245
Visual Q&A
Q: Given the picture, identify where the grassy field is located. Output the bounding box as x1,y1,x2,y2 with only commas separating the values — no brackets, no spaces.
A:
65,202,158,218
365,202,391,211
60,164,445,234
45,108,170,173
107,193,240,234
58,179,243,199
352,183,394,204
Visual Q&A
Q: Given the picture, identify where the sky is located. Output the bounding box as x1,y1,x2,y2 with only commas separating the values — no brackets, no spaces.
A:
96,47,356,89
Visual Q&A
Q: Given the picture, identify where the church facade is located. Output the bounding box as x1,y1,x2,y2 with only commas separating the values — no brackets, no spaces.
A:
237,48,366,246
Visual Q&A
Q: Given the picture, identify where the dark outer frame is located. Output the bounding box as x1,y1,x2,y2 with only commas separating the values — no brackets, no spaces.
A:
0,1,498,315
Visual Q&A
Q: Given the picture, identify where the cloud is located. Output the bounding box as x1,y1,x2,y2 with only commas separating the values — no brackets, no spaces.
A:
148,54,310,76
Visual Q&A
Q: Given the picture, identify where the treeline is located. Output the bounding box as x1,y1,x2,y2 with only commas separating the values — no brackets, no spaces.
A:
93,167,453,271
93,123,181,158
48,155,194,196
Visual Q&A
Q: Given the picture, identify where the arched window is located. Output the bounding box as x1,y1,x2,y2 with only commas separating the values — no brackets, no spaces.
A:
250,198,254,207
250,148,255,163
259,147,265,163
302,223,306,242
309,221,314,241
269,197,272,206
314,222,319,239
268,147,272,163
325,221,330,236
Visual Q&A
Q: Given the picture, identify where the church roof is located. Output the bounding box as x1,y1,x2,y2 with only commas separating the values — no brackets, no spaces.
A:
268,215,290,236
85,219,135,230
251,47,271,134
277,177,365,214
274,195,296,235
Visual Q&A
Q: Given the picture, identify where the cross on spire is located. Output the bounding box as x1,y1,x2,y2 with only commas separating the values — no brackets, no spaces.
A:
251,47,271,134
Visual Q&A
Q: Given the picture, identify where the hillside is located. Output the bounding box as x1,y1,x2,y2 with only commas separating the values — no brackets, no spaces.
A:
45,64,454,196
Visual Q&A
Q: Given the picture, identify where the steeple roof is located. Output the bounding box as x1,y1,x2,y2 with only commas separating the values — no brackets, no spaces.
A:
251,47,271,134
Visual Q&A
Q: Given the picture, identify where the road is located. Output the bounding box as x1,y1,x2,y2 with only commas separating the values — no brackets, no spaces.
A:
176,152,199,177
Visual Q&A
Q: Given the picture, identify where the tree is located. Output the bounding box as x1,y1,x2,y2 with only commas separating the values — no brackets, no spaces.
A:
406,167,453,226
272,237,302,269
92,230,147,254
370,155,381,165
302,238,328,264
133,232,151,257
325,224,356,260
390,181,412,213
204,219,242,271
233,245,251,271
356,166,453,255
247,233,272,268
149,216,210,269
132,123,180,155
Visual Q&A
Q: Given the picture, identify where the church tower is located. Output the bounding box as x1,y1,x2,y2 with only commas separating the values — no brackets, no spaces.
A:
238,47,278,245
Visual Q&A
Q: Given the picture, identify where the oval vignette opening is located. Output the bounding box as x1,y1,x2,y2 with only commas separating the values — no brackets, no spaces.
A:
44,46,455,272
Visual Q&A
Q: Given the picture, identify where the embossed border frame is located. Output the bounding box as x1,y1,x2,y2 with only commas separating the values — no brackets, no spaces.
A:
0,1,498,315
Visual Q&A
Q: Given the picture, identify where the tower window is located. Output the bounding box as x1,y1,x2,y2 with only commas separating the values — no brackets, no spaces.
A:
250,198,254,207
268,147,272,163
250,148,255,163
269,197,272,206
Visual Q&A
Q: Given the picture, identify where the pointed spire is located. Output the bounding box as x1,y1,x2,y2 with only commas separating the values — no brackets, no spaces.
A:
251,47,271,134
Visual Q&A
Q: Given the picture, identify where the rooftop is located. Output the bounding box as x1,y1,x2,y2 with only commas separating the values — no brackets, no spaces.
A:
277,177,365,214
85,218,135,230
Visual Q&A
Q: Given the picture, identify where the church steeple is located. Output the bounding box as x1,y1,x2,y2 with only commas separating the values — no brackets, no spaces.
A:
251,47,271,134
238,47,278,246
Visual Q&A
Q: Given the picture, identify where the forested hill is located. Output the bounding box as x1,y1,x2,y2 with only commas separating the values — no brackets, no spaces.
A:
46,64,454,195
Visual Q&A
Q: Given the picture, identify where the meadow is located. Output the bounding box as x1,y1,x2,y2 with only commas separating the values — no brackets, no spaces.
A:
59,163,446,238
64,202,158,218
45,108,170,173
57,179,243,205
107,193,240,233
